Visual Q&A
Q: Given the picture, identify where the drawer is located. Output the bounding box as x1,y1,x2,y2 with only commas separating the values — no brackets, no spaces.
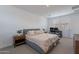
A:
75,51,79,54
75,41,79,44
75,48,79,53
75,49,79,54
75,48,79,50
75,45,79,47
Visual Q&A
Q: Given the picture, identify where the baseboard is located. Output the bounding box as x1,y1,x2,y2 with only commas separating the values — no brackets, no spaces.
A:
62,37,73,39
0,44,13,50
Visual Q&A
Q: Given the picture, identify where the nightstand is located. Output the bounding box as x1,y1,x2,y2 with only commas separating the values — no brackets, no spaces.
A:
44,32,48,33
13,35,26,47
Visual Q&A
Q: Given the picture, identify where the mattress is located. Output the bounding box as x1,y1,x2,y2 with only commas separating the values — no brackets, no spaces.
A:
25,33,59,53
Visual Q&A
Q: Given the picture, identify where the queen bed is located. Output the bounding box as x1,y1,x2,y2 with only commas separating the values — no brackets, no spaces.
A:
23,29,60,54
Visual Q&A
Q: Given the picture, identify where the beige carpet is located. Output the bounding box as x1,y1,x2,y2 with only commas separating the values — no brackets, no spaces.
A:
0,37,74,54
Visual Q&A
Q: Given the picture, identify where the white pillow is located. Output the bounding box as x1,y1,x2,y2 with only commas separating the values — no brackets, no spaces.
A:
27,30,44,36
27,31,35,36
34,30,44,34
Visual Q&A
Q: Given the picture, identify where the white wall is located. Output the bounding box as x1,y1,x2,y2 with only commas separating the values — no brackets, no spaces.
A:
47,15,71,38
70,12,79,36
0,6,47,49
47,12,79,38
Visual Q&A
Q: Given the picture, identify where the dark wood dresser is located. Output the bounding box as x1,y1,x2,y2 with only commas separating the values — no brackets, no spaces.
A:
73,34,79,54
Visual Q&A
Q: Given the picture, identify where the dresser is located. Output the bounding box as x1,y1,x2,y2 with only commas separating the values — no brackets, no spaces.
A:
73,34,79,54
50,27,62,38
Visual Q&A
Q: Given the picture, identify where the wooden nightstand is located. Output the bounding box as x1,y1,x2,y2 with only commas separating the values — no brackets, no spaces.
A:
44,31,48,33
13,35,26,47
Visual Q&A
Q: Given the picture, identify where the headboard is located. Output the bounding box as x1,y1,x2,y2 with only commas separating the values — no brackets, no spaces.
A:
23,29,40,35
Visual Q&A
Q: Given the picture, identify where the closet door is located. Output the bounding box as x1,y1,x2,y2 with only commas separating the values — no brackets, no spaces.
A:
62,23,71,38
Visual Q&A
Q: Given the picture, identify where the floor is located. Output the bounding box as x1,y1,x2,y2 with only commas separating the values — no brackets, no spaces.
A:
0,37,74,54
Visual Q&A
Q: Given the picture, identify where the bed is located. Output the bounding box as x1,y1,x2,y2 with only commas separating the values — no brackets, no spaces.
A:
23,29,60,54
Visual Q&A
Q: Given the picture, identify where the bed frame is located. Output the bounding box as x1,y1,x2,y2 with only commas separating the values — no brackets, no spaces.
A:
23,29,60,54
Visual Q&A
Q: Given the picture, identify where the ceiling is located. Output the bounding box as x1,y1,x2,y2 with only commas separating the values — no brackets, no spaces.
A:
14,5,74,17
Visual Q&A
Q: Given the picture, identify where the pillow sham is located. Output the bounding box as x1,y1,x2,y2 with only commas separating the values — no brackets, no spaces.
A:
27,31,35,36
34,30,44,34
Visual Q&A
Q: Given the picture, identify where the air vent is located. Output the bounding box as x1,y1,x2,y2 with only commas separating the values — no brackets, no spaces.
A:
72,5,79,13
72,5,79,10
